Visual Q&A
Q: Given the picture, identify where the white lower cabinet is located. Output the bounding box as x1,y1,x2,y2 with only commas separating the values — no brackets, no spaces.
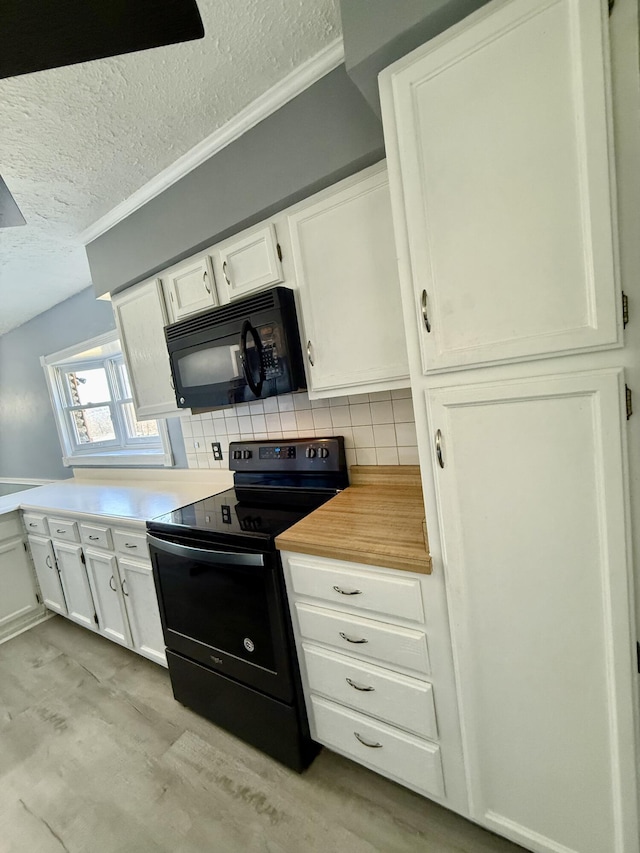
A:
28,535,66,616
282,551,446,802
85,549,130,647
0,523,41,638
24,512,167,668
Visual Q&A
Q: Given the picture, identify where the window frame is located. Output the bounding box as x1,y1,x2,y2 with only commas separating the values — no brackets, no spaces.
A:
41,331,173,468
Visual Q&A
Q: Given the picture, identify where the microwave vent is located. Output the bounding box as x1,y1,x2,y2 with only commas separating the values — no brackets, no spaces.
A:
165,290,278,341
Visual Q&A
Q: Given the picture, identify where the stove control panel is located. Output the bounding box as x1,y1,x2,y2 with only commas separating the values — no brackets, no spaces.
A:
229,436,346,475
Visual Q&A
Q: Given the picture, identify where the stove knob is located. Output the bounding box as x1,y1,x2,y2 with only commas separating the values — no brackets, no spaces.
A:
242,449,252,460
232,450,242,460
305,447,317,459
318,447,330,459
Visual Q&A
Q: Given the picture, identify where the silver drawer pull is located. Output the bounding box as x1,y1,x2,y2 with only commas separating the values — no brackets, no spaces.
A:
346,678,374,692
421,289,431,333
45,556,52,569
109,576,117,592
124,543,138,549
333,585,362,596
88,535,100,541
56,529,66,534
203,270,211,294
339,631,368,644
307,340,314,367
29,522,37,527
354,732,383,749
222,260,231,286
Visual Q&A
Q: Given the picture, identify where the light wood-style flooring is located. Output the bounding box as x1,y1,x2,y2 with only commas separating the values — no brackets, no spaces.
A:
0,617,526,853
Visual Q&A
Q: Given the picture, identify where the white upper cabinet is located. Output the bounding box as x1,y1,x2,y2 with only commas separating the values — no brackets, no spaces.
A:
380,0,621,373
163,254,217,322
112,278,186,420
213,223,284,302
426,367,638,853
287,163,409,397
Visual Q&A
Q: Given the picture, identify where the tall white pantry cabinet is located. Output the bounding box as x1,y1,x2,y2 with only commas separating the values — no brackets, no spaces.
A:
380,1,640,853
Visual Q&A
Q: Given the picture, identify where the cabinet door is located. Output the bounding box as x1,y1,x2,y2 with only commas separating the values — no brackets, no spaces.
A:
119,557,166,666
288,164,409,396
381,0,620,373
215,223,283,300
112,278,185,420
427,369,638,853
0,537,40,628
85,550,131,647
164,255,217,321
53,542,96,630
28,535,66,615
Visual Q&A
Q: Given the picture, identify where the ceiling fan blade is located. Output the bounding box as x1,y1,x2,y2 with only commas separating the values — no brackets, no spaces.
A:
0,0,204,80
0,176,26,228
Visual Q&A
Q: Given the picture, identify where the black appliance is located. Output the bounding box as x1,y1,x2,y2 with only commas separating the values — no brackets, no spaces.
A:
147,436,348,771
165,286,307,410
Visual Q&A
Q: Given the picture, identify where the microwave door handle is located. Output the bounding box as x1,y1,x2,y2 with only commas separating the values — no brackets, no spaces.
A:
239,320,265,398
147,535,266,567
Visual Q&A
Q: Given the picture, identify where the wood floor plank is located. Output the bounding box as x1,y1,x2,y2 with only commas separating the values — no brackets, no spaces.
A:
0,618,526,853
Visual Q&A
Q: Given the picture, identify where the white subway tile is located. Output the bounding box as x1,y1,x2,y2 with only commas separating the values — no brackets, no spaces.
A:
312,409,332,429
214,420,227,436
227,433,240,445
235,402,250,415
341,428,355,448
295,410,314,431
310,397,330,408
186,454,198,468
253,432,268,440
278,394,295,412
348,393,369,405
293,392,311,410
368,390,392,402
391,387,412,399
263,397,279,413
240,432,254,440
191,421,204,438
238,415,252,433
249,401,264,415
282,430,298,439
181,420,193,437
330,406,352,428
395,421,418,446
352,425,375,447
371,401,394,424
315,428,337,438
345,448,357,469
392,398,415,423
398,446,420,465
279,411,297,431
265,413,281,431
251,414,267,433
211,408,227,420
356,447,377,465
196,453,210,469
350,403,372,426
224,415,239,433
373,424,397,447
376,446,399,465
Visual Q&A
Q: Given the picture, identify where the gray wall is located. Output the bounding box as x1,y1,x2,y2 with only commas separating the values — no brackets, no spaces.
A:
87,66,386,297
0,287,187,479
340,0,491,115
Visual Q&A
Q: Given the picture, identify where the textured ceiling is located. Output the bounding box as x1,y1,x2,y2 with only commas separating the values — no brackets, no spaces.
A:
0,0,341,336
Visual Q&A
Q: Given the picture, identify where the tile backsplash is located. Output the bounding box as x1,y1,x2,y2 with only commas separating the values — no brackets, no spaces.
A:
180,388,418,471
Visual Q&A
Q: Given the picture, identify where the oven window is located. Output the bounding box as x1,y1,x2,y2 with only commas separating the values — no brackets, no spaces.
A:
177,343,241,388
156,550,278,671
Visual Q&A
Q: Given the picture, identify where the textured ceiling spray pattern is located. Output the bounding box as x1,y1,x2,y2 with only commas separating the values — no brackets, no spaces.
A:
0,0,341,335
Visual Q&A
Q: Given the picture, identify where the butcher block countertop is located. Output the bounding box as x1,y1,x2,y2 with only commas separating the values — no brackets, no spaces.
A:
275,465,432,574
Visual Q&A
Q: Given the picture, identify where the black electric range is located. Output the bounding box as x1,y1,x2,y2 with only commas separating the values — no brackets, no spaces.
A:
147,436,348,771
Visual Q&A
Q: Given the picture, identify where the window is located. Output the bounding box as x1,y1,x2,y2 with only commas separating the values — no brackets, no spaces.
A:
42,331,173,467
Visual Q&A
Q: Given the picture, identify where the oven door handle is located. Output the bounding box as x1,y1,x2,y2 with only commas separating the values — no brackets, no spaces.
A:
147,535,265,567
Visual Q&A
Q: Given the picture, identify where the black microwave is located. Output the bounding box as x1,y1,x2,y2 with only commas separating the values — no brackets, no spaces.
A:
165,287,307,409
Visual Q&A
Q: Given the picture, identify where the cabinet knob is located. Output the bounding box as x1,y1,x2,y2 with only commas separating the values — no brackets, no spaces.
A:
421,289,431,333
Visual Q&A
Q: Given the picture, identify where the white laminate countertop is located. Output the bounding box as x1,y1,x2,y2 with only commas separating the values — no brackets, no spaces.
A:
0,471,234,524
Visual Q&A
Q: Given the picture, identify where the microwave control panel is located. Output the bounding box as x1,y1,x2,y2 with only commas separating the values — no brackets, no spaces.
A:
258,325,285,379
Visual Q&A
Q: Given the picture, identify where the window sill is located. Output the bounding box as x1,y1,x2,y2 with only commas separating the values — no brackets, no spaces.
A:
63,450,173,468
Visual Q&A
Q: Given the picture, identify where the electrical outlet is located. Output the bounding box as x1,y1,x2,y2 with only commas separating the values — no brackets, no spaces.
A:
211,442,223,461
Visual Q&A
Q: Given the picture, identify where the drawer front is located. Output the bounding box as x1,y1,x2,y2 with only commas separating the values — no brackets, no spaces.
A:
288,555,424,623
295,603,430,677
47,517,79,543
303,643,437,739
311,695,444,799
22,513,49,536
80,523,113,551
113,529,149,561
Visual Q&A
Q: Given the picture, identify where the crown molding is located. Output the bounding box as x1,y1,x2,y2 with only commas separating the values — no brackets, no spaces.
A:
80,38,345,245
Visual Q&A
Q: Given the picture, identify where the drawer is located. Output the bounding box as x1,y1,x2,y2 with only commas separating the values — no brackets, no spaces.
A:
22,513,49,536
80,523,113,551
113,528,149,561
311,695,444,799
47,517,79,543
302,643,437,740
295,603,430,677
288,555,424,623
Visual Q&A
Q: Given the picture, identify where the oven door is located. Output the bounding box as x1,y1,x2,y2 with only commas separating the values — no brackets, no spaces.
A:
148,534,294,703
